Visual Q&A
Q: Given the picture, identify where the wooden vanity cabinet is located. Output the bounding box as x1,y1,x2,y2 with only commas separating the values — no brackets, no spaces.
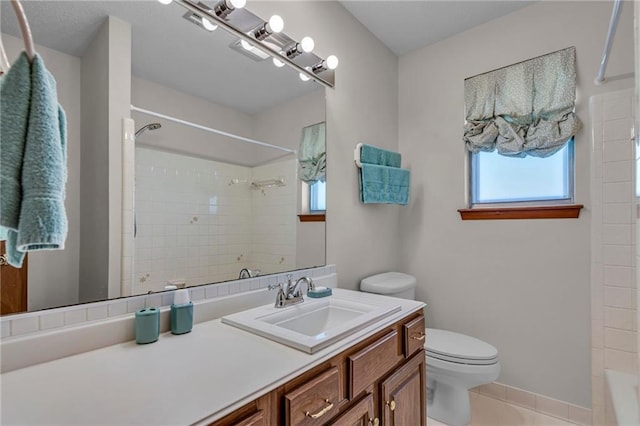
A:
380,350,426,426
210,392,276,426
209,313,426,426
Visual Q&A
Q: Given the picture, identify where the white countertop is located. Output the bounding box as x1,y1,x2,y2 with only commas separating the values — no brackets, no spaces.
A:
0,289,424,425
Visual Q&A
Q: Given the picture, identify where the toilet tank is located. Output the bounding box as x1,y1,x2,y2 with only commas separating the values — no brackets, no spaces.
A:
360,272,416,300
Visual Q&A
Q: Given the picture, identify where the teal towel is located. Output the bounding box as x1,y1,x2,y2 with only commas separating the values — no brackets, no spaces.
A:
360,144,401,168
0,53,68,267
359,164,410,205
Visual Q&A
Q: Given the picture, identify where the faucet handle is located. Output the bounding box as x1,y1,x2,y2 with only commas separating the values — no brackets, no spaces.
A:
268,283,282,291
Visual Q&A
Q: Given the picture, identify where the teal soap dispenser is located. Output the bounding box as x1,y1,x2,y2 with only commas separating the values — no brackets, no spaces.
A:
171,289,193,335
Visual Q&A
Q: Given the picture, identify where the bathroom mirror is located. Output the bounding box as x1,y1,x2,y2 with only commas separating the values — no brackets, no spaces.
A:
0,0,326,314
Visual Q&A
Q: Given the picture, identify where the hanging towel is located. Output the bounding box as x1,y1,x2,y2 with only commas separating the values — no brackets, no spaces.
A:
359,164,410,205
0,53,68,267
359,144,402,168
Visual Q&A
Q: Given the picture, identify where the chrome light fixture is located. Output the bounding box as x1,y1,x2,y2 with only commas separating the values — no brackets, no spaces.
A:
159,0,337,88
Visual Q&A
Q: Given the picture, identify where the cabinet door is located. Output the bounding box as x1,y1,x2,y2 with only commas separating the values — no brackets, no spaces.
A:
380,350,426,426
328,393,377,426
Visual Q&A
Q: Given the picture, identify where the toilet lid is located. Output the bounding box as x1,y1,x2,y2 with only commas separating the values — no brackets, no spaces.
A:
425,329,498,365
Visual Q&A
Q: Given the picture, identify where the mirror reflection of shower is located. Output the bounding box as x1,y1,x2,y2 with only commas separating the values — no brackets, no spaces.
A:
134,123,161,137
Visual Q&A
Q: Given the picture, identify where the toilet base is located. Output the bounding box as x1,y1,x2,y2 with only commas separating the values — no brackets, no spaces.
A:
427,378,471,426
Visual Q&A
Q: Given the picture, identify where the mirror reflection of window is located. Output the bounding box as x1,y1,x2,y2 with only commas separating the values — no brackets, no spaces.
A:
309,180,326,212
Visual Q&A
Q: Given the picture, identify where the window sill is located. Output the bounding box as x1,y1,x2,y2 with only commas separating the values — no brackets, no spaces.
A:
458,204,583,220
298,214,326,222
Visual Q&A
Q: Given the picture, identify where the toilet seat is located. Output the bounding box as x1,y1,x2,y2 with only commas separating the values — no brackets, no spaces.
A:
425,328,498,366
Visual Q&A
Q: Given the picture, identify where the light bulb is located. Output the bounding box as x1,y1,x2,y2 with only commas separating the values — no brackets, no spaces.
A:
201,17,218,31
299,72,310,82
240,40,253,51
157,0,172,4
228,0,246,9
300,36,314,53
326,55,339,70
273,57,285,68
268,15,284,33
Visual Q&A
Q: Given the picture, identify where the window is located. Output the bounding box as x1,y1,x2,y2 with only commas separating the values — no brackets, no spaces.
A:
460,48,583,219
471,139,574,206
309,180,326,212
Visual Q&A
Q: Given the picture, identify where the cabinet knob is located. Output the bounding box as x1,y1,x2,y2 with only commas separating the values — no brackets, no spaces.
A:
0,254,8,266
386,399,396,411
305,399,334,419
368,417,380,426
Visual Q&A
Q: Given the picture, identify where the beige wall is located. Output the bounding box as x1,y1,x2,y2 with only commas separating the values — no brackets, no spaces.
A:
131,77,256,165
398,1,635,407
252,89,326,270
3,34,81,311
251,1,400,288
79,17,131,303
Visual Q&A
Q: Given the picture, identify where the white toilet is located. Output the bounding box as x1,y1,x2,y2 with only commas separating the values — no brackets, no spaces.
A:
360,272,500,426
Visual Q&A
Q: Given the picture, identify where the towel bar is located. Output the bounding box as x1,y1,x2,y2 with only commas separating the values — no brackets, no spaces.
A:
354,143,363,168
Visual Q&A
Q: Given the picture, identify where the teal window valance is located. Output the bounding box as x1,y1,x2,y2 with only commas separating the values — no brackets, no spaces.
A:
298,122,326,183
463,47,581,158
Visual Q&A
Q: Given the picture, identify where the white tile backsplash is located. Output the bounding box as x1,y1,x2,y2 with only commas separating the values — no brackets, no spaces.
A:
11,316,39,336
64,309,87,326
1,320,10,338
0,266,335,338
108,301,128,317
39,312,64,330
87,305,108,322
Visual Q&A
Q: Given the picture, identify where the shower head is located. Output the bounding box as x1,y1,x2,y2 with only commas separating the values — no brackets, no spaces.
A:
135,123,162,137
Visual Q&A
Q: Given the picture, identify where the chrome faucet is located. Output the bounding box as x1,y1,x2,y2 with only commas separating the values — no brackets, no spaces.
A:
239,268,260,279
268,275,315,308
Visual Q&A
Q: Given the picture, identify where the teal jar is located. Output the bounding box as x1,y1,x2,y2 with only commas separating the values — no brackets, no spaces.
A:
135,308,160,344
170,302,193,335
170,289,193,335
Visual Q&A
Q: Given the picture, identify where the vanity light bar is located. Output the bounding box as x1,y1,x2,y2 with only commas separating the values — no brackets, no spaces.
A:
173,0,335,88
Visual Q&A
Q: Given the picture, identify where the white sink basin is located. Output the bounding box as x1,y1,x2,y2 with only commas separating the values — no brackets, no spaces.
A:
221,294,401,353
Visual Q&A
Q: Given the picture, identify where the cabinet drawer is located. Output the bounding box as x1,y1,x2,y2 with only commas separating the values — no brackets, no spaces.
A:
403,315,425,357
348,330,402,399
284,367,340,426
230,410,264,426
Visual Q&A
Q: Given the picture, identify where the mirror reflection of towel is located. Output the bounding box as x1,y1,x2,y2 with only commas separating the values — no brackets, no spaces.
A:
0,52,68,267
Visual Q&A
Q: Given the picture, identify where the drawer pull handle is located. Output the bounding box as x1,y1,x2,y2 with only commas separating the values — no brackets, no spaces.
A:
368,418,380,426
305,399,333,419
411,332,426,341
386,400,396,411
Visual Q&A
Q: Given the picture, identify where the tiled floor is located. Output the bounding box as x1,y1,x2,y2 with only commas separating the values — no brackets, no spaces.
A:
427,393,582,426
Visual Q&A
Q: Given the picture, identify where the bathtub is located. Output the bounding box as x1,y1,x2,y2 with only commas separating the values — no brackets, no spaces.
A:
605,369,639,425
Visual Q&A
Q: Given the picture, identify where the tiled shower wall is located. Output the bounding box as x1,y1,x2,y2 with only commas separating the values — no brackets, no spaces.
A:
250,159,297,275
590,88,636,425
133,148,297,294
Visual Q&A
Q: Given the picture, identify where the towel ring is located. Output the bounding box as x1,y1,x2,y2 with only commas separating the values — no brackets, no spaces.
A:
10,0,35,62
